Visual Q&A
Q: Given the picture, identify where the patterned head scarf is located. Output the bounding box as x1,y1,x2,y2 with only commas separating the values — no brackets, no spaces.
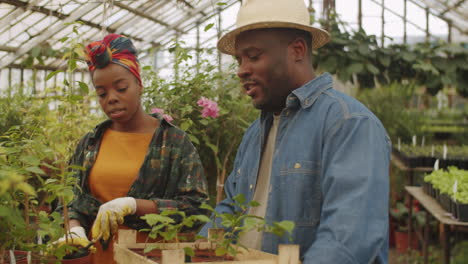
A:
85,34,141,86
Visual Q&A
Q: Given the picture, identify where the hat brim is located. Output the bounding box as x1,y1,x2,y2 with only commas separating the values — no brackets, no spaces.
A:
217,22,330,55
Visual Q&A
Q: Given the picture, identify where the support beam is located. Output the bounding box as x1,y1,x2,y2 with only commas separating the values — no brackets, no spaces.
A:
196,21,200,74
381,0,385,47
139,0,238,51
0,0,42,30
0,2,100,69
8,64,87,72
113,2,183,33
0,45,16,53
440,0,465,16
358,0,362,30
448,20,452,43
406,0,467,34
217,8,222,73
370,0,432,41
425,7,430,42
0,0,143,42
113,1,170,35
404,0,407,43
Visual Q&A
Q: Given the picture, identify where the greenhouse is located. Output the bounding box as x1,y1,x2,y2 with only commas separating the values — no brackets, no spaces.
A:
0,0,467,263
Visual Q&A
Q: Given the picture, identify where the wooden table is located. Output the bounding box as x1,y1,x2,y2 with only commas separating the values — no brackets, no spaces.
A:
391,153,433,185
405,186,468,264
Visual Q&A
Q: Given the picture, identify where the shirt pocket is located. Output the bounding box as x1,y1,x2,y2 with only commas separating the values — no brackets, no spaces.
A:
278,160,322,224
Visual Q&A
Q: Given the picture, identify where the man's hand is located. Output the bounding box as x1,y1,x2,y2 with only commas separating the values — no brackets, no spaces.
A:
91,197,137,241
54,226,95,252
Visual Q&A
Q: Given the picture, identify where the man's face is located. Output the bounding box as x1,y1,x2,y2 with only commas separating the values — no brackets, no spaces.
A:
234,29,293,112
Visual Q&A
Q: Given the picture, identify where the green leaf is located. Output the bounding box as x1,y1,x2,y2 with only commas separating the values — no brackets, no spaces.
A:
144,244,160,254
0,205,12,216
274,220,295,233
378,56,391,67
26,166,45,175
346,63,364,74
233,194,246,205
200,203,214,212
31,47,41,58
204,23,214,32
358,44,370,55
77,81,89,94
193,215,211,223
215,247,227,256
217,2,227,6
248,200,260,207
184,247,195,257
189,134,200,145
46,70,62,81
365,64,380,74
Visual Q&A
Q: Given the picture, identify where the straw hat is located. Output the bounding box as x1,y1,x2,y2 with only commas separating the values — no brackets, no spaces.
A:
217,0,330,55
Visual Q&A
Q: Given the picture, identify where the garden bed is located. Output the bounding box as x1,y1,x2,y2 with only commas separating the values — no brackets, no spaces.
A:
113,229,300,264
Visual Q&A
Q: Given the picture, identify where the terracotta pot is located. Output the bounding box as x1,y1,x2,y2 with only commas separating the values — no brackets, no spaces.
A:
190,250,234,262
1,250,30,264
394,231,418,254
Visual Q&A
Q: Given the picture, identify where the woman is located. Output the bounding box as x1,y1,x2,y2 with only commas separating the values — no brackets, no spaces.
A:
57,34,208,263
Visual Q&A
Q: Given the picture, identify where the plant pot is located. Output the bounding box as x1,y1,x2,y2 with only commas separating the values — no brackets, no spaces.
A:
1,250,32,264
190,249,235,262
129,248,163,262
61,253,92,264
450,197,458,219
394,231,418,254
422,181,431,196
454,202,468,222
439,193,452,212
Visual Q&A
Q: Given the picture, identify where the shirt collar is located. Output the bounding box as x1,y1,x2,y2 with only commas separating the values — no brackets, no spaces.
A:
286,73,333,109
88,113,172,141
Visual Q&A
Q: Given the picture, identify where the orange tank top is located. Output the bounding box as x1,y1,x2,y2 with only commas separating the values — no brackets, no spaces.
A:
88,129,153,264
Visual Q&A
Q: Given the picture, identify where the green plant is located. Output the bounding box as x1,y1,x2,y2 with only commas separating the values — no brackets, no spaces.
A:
397,248,441,264
314,14,468,95
357,82,427,142
390,202,425,232
140,209,211,256
200,194,295,257
142,47,258,204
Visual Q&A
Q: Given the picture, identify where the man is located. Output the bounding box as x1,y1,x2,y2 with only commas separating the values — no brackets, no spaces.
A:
200,0,391,263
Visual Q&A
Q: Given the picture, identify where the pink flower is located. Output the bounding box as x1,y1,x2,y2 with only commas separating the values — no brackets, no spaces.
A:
151,107,165,114
163,114,174,122
151,107,173,122
197,97,219,118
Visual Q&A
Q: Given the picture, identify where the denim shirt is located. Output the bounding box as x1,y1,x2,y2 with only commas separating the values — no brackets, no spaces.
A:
200,73,391,264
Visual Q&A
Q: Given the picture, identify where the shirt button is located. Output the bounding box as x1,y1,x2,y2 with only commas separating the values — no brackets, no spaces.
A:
294,163,301,169
249,184,253,189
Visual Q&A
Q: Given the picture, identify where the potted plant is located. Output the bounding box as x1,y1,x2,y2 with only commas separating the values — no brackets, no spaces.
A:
136,209,211,262
390,202,424,253
195,194,295,262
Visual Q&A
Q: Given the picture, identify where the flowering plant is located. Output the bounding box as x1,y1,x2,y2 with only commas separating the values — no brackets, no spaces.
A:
142,55,258,203
197,97,219,118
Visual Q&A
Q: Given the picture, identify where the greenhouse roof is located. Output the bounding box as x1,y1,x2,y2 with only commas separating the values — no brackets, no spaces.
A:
0,0,466,71
0,0,239,70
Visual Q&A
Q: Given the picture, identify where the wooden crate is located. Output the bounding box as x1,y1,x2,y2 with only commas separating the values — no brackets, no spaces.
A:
114,229,300,264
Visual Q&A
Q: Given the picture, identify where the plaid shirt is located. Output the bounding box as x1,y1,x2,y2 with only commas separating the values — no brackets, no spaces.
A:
65,113,209,232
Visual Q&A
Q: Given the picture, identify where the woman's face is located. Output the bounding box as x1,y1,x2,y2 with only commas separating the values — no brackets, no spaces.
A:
93,63,142,124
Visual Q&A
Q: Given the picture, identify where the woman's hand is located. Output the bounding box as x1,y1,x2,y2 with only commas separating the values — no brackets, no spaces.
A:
91,197,137,241
54,226,95,251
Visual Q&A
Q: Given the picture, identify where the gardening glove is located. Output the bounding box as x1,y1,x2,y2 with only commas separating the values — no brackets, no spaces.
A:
91,197,137,242
54,226,96,252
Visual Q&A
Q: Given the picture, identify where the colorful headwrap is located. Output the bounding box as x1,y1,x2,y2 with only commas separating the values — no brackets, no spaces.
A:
84,34,141,86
